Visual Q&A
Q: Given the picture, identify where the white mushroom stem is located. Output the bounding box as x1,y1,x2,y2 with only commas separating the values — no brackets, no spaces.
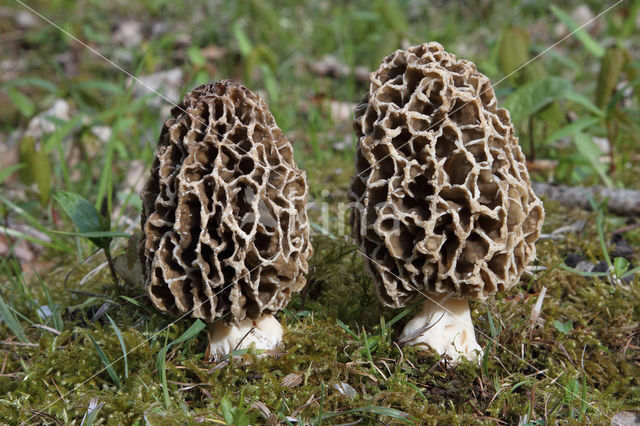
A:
207,314,283,362
399,294,481,363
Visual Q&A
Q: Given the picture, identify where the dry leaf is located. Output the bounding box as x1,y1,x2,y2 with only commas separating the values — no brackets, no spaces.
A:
281,372,302,388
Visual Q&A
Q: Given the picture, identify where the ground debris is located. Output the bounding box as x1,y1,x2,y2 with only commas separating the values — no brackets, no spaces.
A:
533,182,640,216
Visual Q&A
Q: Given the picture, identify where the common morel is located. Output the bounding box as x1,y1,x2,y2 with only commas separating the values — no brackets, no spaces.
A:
139,81,312,361
349,43,544,362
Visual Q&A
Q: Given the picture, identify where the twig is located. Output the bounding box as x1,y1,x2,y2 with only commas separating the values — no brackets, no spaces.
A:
0,340,38,347
103,246,119,285
533,182,640,216
51,377,65,402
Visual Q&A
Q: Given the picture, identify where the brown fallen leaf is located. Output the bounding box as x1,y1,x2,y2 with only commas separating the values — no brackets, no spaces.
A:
200,45,228,61
113,233,144,288
307,55,369,82
281,372,302,388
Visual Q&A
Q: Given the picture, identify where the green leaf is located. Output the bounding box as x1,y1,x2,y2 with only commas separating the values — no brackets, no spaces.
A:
43,114,84,151
250,0,278,32
0,164,25,185
54,191,111,249
220,395,235,424
106,315,128,378
120,295,157,314
88,333,122,388
50,230,130,239
596,46,627,109
613,257,630,278
375,0,409,34
80,397,104,426
549,5,605,58
0,194,71,252
509,380,532,393
232,23,253,57
0,294,30,343
503,77,571,124
158,332,171,408
7,88,35,117
19,136,52,204
564,91,605,117
400,380,426,400
1,77,58,93
573,132,613,188
543,117,601,146
260,64,278,104
553,319,573,335
497,27,530,86
187,46,206,67
319,406,417,423
37,273,64,332
606,75,640,117
0,225,68,251
385,300,421,330
71,80,124,95
559,263,608,277
626,57,640,106
336,319,359,339
622,0,640,38
169,319,207,347
361,329,373,361
156,320,207,408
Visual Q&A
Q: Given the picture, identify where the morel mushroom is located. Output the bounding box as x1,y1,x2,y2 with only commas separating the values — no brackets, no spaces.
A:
139,81,312,361
349,43,544,362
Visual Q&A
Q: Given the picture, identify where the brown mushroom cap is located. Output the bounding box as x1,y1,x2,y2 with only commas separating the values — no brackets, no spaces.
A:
139,80,312,323
349,43,544,308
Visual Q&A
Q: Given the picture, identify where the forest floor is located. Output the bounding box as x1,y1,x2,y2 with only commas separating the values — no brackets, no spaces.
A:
0,1,639,424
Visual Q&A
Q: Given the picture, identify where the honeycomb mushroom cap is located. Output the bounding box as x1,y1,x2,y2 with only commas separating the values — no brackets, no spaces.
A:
139,80,312,323
349,43,544,308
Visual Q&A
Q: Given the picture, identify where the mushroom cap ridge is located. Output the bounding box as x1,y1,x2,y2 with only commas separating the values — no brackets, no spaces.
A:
349,43,544,308
139,80,313,323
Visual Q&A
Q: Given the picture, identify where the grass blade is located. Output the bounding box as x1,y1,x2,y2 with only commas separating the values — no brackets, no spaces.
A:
80,397,105,426
0,194,71,251
543,116,601,146
558,263,608,277
336,319,359,339
156,320,207,407
0,226,67,251
88,333,122,388
158,331,171,408
318,405,417,424
106,314,128,378
573,132,613,188
549,5,605,58
0,164,25,185
36,272,64,332
0,294,30,343
50,230,131,239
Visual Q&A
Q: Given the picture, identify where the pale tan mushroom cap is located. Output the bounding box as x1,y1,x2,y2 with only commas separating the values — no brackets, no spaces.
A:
139,80,312,323
349,43,544,308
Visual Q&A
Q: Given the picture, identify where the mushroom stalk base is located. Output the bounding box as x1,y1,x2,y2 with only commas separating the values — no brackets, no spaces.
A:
207,314,283,362
399,295,481,363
